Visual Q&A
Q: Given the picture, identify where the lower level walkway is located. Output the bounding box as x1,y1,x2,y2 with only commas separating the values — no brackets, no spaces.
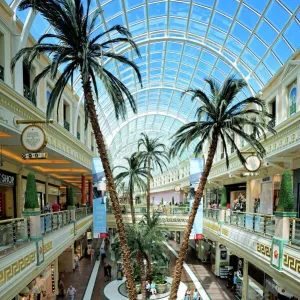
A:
168,240,235,300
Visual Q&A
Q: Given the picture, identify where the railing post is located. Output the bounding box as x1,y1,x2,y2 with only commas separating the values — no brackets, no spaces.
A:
12,222,17,246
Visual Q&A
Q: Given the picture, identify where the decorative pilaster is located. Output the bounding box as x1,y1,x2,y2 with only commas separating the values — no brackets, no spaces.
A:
242,260,249,300
81,174,86,206
89,180,93,207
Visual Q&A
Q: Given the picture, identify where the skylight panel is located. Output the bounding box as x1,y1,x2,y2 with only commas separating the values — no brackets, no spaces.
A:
149,2,167,18
181,55,197,66
149,17,167,32
216,0,238,17
169,17,188,31
127,6,145,23
216,59,231,74
212,12,232,32
248,36,267,59
231,23,251,44
237,5,260,30
169,1,189,17
191,5,212,23
167,42,183,52
263,53,281,75
241,49,259,69
274,38,294,63
184,45,201,57
207,27,226,45
189,20,208,36
284,20,300,50
244,0,269,13
266,1,291,31
256,20,278,46
255,64,272,85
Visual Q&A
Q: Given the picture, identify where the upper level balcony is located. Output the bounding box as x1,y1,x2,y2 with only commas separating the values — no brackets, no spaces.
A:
0,208,93,299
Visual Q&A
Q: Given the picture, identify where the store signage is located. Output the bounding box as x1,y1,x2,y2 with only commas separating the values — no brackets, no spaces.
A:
244,155,261,172
21,125,47,153
0,170,15,186
262,176,272,183
189,158,204,240
22,152,48,159
195,234,203,240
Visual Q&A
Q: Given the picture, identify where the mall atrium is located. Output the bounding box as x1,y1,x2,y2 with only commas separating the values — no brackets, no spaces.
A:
0,0,300,299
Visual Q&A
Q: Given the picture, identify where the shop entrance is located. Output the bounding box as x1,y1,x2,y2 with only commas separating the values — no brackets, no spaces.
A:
225,183,246,211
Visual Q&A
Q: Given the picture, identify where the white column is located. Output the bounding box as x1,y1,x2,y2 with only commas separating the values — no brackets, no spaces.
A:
242,260,249,300
246,179,251,213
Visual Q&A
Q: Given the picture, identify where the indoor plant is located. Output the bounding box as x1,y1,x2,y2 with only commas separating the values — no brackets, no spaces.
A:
23,172,40,215
277,171,295,212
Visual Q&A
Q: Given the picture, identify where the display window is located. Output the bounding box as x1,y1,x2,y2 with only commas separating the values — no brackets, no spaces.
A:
0,170,16,219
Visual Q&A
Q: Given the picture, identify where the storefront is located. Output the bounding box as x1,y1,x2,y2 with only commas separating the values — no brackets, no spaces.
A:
0,170,17,219
74,234,88,258
15,263,56,300
225,183,247,211
265,274,296,299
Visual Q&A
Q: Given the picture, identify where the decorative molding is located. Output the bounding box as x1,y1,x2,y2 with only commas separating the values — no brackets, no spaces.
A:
222,228,229,236
75,216,93,231
203,221,219,232
283,253,300,274
257,242,271,257
0,251,35,287
44,241,53,254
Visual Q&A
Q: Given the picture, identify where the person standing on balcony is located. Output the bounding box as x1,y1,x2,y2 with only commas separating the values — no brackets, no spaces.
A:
52,201,60,212
66,285,76,300
44,202,50,213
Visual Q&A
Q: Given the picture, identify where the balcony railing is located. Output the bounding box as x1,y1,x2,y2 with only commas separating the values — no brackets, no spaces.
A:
0,218,30,256
290,218,300,246
40,210,72,234
225,210,275,237
203,208,220,221
64,120,70,131
75,207,93,220
77,132,81,140
0,65,4,81
0,208,92,257
107,204,190,216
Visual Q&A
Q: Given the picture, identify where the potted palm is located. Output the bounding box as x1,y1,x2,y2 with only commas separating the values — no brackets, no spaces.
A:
133,264,142,294
153,271,168,294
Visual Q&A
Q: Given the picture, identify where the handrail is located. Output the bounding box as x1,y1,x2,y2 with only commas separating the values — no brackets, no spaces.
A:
0,217,27,224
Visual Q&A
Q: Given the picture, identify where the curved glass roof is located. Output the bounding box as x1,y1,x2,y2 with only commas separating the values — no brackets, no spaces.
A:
8,0,300,167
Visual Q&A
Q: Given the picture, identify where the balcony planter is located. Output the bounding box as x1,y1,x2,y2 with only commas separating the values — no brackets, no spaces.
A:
23,172,40,216
135,283,141,294
275,171,296,216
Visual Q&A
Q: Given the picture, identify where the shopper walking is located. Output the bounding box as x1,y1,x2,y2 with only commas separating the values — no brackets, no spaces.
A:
91,248,95,261
75,255,80,269
58,278,65,296
66,285,76,300
193,289,199,300
100,248,106,261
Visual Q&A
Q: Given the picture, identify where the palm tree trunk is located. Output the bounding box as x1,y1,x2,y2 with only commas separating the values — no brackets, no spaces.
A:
136,253,147,300
129,191,136,224
83,80,137,300
145,254,151,281
169,130,219,300
146,158,151,219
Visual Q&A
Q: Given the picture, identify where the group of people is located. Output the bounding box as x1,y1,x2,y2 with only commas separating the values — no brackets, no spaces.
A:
145,281,157,297
184,287,199,300
58,279,76,300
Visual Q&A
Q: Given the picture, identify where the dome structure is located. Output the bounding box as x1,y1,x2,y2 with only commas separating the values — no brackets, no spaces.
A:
7,0,300,168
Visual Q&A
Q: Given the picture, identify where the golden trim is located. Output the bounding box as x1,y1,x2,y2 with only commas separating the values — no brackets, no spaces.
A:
256,243,270,257
21,125,47,153
222,228,229,236
0,251,35,287
283,253,300,273
44,241,53,254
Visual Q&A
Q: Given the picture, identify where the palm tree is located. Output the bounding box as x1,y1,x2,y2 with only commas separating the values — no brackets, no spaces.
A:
113,215,168,299
114,153,149,224
137,133,169,219
117,182,128,204
12,1,142,298
168,76,275,299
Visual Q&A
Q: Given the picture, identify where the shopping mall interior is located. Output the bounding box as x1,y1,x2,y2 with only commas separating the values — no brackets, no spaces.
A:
0,0,300,299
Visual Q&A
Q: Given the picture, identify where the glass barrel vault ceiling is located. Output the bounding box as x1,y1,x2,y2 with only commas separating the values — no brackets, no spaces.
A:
9,0,300,168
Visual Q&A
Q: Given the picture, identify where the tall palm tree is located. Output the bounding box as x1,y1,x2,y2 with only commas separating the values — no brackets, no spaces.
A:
117,182,128,204
11,1,142,298
114,152,149,224
168,76,275,299
137,133,169,219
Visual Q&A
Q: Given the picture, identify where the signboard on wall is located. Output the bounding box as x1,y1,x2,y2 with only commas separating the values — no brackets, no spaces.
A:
92,158,107,239
0,170,15,186
189,158,204,240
